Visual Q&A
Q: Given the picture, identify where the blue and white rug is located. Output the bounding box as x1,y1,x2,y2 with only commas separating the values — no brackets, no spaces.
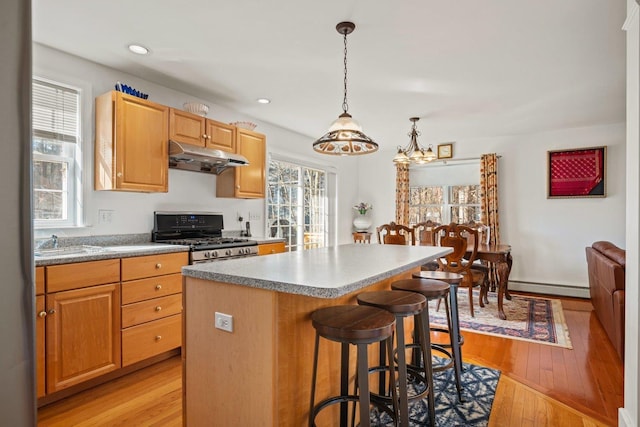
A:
370,360,500,426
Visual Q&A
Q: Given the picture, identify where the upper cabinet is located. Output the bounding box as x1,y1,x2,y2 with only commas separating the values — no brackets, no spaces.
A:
95,91,169,193
169,108,236,152
216,128,266,199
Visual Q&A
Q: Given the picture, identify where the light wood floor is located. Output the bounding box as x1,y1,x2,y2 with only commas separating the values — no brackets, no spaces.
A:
38,294,623,426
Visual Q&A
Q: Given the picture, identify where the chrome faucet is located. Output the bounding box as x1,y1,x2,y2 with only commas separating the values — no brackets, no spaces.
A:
52,234,58,249
36,234,58,250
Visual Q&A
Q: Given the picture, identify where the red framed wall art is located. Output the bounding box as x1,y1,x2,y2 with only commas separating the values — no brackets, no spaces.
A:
547,146,606,198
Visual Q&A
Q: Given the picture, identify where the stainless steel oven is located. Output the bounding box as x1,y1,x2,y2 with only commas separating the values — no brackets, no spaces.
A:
152,211,258,264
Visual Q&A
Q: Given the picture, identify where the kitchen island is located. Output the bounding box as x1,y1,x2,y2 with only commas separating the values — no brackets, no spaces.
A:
182,243,450,426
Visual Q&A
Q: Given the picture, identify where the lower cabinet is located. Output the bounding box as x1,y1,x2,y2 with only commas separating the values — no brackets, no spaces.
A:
45,283,121,393
37,251,188,401
258,241,286,255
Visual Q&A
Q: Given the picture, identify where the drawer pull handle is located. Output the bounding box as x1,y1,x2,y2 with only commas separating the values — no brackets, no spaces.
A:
155,284,162,290
155,263,162,269
38,311,47,319
155,335,162,341
155,306,162,312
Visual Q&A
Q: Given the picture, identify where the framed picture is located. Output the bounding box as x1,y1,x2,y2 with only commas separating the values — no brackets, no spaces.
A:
437,143,453,159
547,146,606,198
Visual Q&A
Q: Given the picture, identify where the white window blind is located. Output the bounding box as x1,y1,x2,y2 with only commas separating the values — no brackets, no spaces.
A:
32,80,79,144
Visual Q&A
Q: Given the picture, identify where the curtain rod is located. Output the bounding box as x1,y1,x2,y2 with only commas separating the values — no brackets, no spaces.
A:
409,154,502,167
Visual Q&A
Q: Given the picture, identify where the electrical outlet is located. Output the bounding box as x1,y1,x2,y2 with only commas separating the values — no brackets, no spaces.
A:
249,212,260,221
98,209,114,224
214,312,233,333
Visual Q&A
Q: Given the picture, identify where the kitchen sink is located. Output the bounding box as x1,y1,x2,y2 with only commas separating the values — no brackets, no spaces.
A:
34,245,105,257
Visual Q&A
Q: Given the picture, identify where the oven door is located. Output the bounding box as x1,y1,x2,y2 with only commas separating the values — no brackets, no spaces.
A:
191,253,258,264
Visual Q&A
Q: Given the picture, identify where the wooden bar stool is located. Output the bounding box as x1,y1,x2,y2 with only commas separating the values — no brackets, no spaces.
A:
309,305,398,427
356,290,436,427
392,278,463,401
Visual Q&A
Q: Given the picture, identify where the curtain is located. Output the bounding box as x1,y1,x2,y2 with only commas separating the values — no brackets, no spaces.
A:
395,163,410,225
480,153,500,244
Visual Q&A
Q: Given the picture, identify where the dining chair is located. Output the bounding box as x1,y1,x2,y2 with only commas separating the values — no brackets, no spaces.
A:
414,220,441,271
427,223,486,317
376,222,415,245
463,220,492,303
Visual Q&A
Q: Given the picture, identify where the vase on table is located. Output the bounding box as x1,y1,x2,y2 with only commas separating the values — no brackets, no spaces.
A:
353,212,372,232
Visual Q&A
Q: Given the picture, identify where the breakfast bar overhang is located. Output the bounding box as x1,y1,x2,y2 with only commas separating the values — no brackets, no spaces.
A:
181,244,451,426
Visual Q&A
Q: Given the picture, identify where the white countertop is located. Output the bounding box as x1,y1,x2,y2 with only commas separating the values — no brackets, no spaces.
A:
182,244,451,298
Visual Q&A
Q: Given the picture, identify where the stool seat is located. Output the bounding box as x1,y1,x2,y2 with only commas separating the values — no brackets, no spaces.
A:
311,305,395,344
414,270,463,284
392,278,450,300
356,290,426,315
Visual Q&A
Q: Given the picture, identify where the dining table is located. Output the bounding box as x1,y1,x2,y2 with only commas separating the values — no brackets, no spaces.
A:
473,243,513,320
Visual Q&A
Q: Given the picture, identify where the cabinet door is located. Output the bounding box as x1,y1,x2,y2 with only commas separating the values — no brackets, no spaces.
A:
36,295,46,398
96,91,169,192
205,119,236,152
169,108,205,147
235,129,266,198
46,283,121,393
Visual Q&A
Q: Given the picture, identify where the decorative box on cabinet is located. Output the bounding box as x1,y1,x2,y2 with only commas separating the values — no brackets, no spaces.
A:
44,259,121,393
169,108,236,152
257,241,286,256
216,127,266,199
120,252,188,366
95,91,169,193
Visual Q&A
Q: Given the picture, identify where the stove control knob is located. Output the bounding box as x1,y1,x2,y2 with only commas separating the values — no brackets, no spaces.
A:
204,251,211,258
225,249,232,256
211,251,219,258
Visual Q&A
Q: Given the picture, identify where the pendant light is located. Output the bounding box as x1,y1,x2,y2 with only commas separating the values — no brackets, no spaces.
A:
393,117,437,164
313,22,378,155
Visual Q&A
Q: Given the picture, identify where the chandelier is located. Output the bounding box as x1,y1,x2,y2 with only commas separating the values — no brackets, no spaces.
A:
313,22,378,156
392,117,437,164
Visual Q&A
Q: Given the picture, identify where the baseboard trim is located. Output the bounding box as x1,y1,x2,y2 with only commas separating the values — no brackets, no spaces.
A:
508,281,590,299
618,407,633,427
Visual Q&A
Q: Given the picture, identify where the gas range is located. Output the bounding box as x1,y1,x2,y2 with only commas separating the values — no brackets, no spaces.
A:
152,212,258,263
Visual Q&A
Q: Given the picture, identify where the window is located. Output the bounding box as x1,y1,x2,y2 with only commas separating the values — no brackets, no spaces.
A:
32,78,81,228
267,159,328,251
409,184,481,225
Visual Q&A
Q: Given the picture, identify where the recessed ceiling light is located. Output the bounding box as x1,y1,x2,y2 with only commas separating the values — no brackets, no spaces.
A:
256,98,271,104
128,44,149,55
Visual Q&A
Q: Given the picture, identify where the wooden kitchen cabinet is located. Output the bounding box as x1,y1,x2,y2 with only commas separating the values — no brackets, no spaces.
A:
35,266,45,398
95,91,169,193
258,241,286,256
45,282,121,393
169,108,236,152
121,252,187,366
216,128,266,198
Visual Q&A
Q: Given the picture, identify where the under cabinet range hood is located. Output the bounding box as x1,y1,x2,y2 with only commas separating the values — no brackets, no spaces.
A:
168,140,249,174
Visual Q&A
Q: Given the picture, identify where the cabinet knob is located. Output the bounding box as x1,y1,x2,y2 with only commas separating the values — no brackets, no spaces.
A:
48,309,56,315
155,306,162,312
155,263,162,269
155,335,162,341
202,134,208,139
38,311,47,319
155,284,162,290
271,250,275,254
236,185,240,189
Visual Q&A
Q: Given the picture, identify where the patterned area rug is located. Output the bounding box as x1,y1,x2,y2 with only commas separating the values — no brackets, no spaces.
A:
429,289,572,349
370,360,501,426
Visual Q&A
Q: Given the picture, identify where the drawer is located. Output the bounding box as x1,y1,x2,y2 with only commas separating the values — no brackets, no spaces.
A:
121,252,188,281
122,314,181,366
46,259,120,293
122,273,182,304
122,293,183,328
258,242,286,256
36,266,45,296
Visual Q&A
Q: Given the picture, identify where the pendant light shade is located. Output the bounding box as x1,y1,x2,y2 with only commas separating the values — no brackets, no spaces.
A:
313,22,378,156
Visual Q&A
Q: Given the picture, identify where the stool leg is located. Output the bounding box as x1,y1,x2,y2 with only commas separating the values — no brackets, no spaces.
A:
309,332,320,427
448,283,464,401
340,343,350,427
395,317,410,426
357,343,371,427
385,335,399,425
416,310,436,427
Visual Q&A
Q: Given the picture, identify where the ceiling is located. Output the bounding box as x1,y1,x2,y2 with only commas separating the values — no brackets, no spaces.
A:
32,0,627,152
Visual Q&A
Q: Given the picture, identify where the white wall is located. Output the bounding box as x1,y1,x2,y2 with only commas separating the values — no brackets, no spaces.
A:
33,44,359,241
358,123,626,295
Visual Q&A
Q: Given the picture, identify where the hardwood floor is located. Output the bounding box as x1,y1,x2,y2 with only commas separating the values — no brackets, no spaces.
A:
37,294,623,426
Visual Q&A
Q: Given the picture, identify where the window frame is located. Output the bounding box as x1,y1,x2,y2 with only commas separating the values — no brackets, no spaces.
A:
32,75,87,229
409,184,481,226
